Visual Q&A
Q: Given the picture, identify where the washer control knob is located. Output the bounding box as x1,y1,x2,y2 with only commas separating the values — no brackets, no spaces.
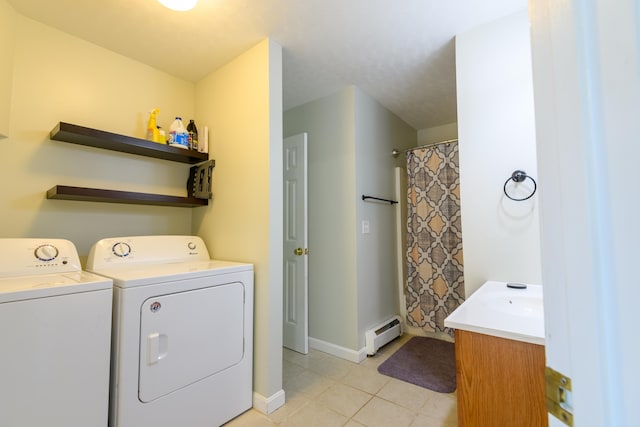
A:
34,244,59,262
112,242,132,258
187,241,197,250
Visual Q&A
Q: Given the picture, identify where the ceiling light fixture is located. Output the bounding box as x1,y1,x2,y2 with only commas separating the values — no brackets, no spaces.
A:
157,0,198,11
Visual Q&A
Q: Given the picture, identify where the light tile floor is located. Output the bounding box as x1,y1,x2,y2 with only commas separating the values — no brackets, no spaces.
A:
225,335,458,427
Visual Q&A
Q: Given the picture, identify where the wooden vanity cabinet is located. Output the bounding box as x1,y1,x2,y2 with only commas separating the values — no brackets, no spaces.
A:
454,329,548,427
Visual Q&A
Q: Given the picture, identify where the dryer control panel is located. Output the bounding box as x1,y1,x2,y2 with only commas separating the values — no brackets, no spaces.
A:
86,235,210,270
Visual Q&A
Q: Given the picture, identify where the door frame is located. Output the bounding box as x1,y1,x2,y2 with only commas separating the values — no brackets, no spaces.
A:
529,1,639,425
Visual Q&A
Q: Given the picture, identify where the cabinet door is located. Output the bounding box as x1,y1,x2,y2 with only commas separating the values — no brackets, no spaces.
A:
455,330,548,427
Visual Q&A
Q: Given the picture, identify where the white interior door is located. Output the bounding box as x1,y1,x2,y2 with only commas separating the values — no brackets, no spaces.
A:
283,133,308,354
530,1,640,426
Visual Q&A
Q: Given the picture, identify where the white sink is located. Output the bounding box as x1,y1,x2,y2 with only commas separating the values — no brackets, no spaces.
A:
444,281,545,345
482,292,543,317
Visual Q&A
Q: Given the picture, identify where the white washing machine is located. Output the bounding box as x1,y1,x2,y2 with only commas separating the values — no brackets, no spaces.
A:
86,235,254,427
0,238,113,427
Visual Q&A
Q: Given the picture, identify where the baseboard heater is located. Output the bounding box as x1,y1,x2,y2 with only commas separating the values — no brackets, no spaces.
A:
365,315,402,356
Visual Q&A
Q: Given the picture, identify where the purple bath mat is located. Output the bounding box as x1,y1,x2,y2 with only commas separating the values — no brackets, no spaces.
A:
377,336,456,393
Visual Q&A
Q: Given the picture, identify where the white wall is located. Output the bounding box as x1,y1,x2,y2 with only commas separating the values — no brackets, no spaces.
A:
284,86,416,353
456,10,542,295
353,88,416,347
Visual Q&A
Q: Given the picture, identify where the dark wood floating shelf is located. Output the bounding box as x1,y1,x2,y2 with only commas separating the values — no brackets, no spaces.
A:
47,185,208,208
50,122,209,164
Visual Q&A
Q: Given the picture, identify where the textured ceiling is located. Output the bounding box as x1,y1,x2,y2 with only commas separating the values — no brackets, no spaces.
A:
8,0,526,130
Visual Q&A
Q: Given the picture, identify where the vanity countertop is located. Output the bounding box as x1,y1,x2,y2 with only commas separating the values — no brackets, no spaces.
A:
444,280,545,345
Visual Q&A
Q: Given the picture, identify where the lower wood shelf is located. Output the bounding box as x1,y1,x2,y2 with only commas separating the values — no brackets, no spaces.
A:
47,185,208,208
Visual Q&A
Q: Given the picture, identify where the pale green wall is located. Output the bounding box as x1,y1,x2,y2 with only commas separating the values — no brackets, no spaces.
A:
284,86,416,351
194,39,283,401
284,88,358,349
1,12,195,255
353,87,416,348
0,0,15,138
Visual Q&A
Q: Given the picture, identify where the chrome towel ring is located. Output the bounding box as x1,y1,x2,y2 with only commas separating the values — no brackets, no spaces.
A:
503,170,537,201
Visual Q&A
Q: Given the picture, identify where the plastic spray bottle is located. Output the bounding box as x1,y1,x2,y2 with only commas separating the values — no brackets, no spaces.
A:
146,108,161,143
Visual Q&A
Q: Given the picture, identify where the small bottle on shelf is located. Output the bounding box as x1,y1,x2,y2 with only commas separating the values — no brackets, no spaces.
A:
187,119,198,151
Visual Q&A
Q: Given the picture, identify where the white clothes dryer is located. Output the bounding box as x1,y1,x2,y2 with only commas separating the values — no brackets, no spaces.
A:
86,235,254,427
0,238,112,427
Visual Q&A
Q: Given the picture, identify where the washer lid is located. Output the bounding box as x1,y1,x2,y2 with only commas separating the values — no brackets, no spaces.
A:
0,271,112,303
88,260,253,288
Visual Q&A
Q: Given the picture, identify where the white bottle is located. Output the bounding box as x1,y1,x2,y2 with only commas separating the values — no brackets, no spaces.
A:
168,117,188,149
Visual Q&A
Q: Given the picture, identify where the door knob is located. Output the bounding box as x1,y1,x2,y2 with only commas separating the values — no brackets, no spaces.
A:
294,248,303,256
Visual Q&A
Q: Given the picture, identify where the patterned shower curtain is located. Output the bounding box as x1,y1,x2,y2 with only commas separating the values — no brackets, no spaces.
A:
405,142,465,335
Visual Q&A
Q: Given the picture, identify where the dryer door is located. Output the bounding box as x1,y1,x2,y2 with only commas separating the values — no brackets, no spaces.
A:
138,281,245,402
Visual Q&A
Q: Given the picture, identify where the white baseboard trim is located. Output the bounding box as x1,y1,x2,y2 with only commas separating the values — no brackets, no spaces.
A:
252,389,285,415
308,337,368,363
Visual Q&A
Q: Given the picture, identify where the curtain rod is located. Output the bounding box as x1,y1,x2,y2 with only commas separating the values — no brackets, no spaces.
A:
391,138,458,157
